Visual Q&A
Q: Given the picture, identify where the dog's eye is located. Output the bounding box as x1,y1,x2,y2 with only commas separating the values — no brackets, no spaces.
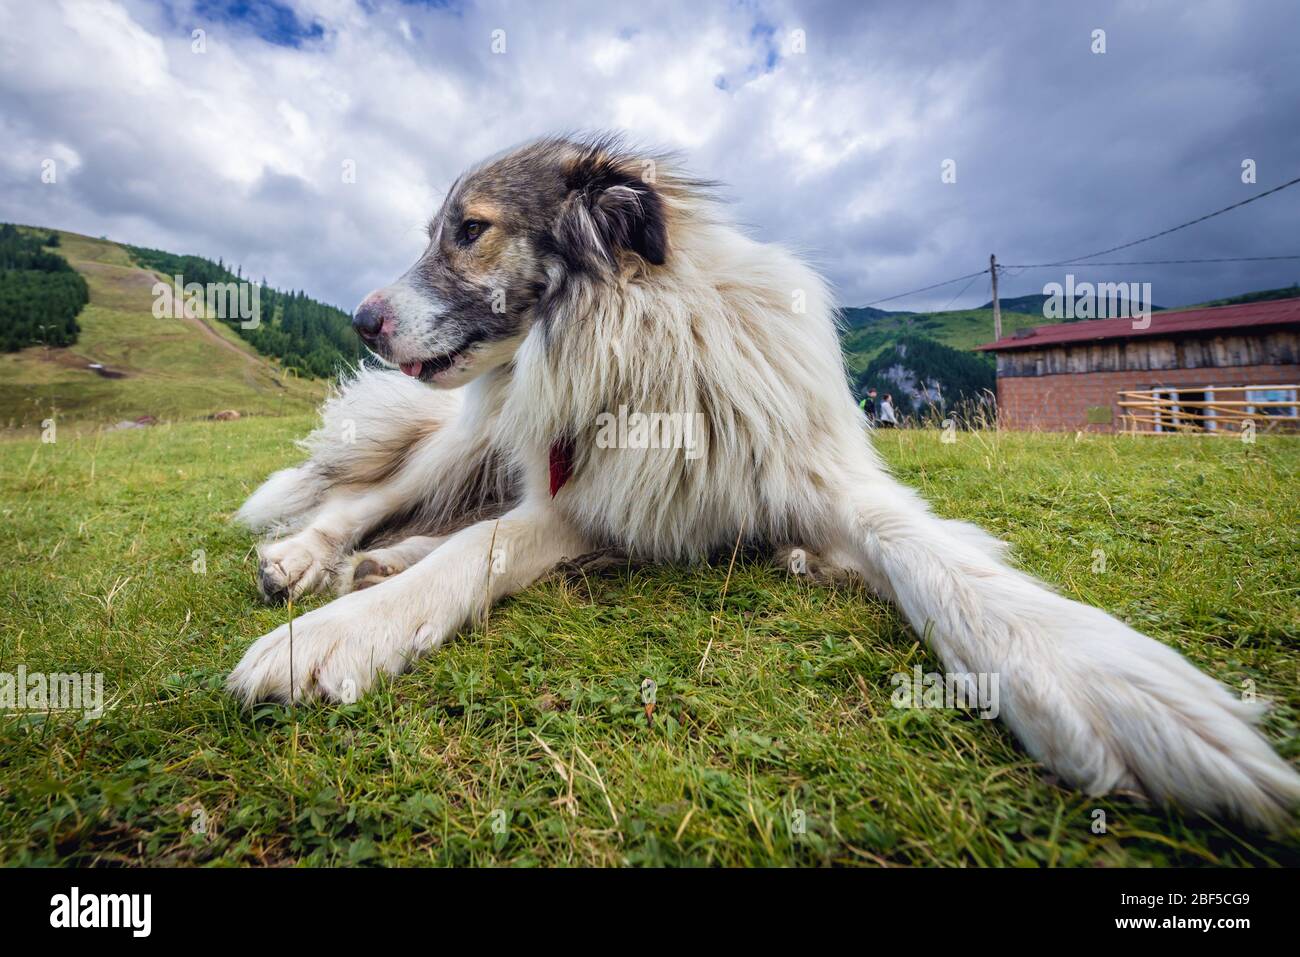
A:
461,220,488,244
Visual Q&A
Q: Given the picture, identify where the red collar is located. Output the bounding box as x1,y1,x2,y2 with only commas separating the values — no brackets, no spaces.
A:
548,437,575,497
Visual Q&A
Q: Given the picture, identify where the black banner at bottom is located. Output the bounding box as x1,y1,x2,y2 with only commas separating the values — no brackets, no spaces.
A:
0,865,1285,942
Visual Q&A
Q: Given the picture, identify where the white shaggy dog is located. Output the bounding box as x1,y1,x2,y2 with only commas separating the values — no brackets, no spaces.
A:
229,134,1299,829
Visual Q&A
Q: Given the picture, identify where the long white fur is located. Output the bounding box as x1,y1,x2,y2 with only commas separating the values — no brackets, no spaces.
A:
228,148,1300,829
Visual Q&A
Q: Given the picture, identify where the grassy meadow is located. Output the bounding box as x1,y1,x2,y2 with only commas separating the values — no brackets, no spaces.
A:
1,418,1297,866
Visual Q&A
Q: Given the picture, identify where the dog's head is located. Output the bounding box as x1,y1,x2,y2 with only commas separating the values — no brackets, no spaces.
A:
352,135,670,387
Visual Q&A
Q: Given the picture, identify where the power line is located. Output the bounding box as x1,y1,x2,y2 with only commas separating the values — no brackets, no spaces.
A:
858,174,1300,307
1001,254,1300,268
859,269,989,307
936,270,985,312
1019,175,1300,268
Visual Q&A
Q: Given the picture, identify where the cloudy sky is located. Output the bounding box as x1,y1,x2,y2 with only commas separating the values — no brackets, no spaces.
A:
1,0,1297,313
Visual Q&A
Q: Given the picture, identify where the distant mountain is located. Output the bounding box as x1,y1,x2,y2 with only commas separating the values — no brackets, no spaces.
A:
979,293,1166,316
839,307,1041,375
838,305,914,329
1191,284,1299,308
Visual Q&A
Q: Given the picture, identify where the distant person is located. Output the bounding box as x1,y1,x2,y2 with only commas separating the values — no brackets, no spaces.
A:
858,388,878,424
878,393,897,428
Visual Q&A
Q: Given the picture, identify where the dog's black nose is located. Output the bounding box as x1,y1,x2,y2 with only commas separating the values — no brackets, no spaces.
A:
352,297,387,342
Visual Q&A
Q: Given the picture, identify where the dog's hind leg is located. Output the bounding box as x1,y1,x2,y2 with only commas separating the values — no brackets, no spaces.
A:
828,472,1300,830
770,544,860,586
236,370,446,534
338,535,449,593
235,464,327,535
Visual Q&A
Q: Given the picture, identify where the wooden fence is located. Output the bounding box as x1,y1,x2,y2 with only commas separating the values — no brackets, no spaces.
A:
1117,384,1300,435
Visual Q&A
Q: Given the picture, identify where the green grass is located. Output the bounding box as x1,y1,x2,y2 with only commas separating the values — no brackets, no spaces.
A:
1,419,1297,866
0,229,325,434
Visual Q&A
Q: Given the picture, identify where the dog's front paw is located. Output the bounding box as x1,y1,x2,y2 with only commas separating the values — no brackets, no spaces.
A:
256,531,337,603
228,587,435,705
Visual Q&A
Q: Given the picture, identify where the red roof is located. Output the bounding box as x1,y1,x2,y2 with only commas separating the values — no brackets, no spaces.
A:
976,296,1300,352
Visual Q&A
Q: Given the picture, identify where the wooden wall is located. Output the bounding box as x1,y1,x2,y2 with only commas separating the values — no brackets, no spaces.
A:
996,363,1299,432
994,329,1299,378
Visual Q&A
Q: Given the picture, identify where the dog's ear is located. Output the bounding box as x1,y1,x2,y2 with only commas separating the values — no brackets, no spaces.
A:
556,151,668,269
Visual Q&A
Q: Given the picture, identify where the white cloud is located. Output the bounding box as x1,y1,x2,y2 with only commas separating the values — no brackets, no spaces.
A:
0,0,1296,314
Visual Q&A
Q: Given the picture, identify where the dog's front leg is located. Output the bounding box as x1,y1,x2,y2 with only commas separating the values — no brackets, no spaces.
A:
228,502,589,704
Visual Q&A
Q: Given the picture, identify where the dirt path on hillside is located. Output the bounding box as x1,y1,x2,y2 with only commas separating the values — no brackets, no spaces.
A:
73,258,274,369
183,311,265,366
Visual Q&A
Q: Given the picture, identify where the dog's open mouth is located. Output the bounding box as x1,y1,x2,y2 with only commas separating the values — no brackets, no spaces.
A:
397,346,468,381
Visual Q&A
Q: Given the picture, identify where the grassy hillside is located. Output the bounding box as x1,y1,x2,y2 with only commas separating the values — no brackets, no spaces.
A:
840,307,1040,374
0,230,326,434
1,417,1296,866
125,243,362,379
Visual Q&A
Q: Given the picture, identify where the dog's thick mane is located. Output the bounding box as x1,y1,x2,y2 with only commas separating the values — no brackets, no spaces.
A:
501,157,859,559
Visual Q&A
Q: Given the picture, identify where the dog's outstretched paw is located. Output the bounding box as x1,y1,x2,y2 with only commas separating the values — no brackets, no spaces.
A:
1005,602,1300,831
228,588,423,705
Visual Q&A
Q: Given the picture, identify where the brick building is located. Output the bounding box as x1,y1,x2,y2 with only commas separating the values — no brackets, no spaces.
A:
976,297,1300,432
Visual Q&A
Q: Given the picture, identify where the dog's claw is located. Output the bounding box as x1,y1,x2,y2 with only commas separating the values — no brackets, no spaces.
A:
257,564,290,604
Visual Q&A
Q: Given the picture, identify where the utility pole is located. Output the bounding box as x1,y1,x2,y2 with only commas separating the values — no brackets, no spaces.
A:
990,254,1001,342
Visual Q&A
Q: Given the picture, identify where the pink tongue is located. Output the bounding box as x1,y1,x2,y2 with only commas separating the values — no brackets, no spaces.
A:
399,361,423,378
